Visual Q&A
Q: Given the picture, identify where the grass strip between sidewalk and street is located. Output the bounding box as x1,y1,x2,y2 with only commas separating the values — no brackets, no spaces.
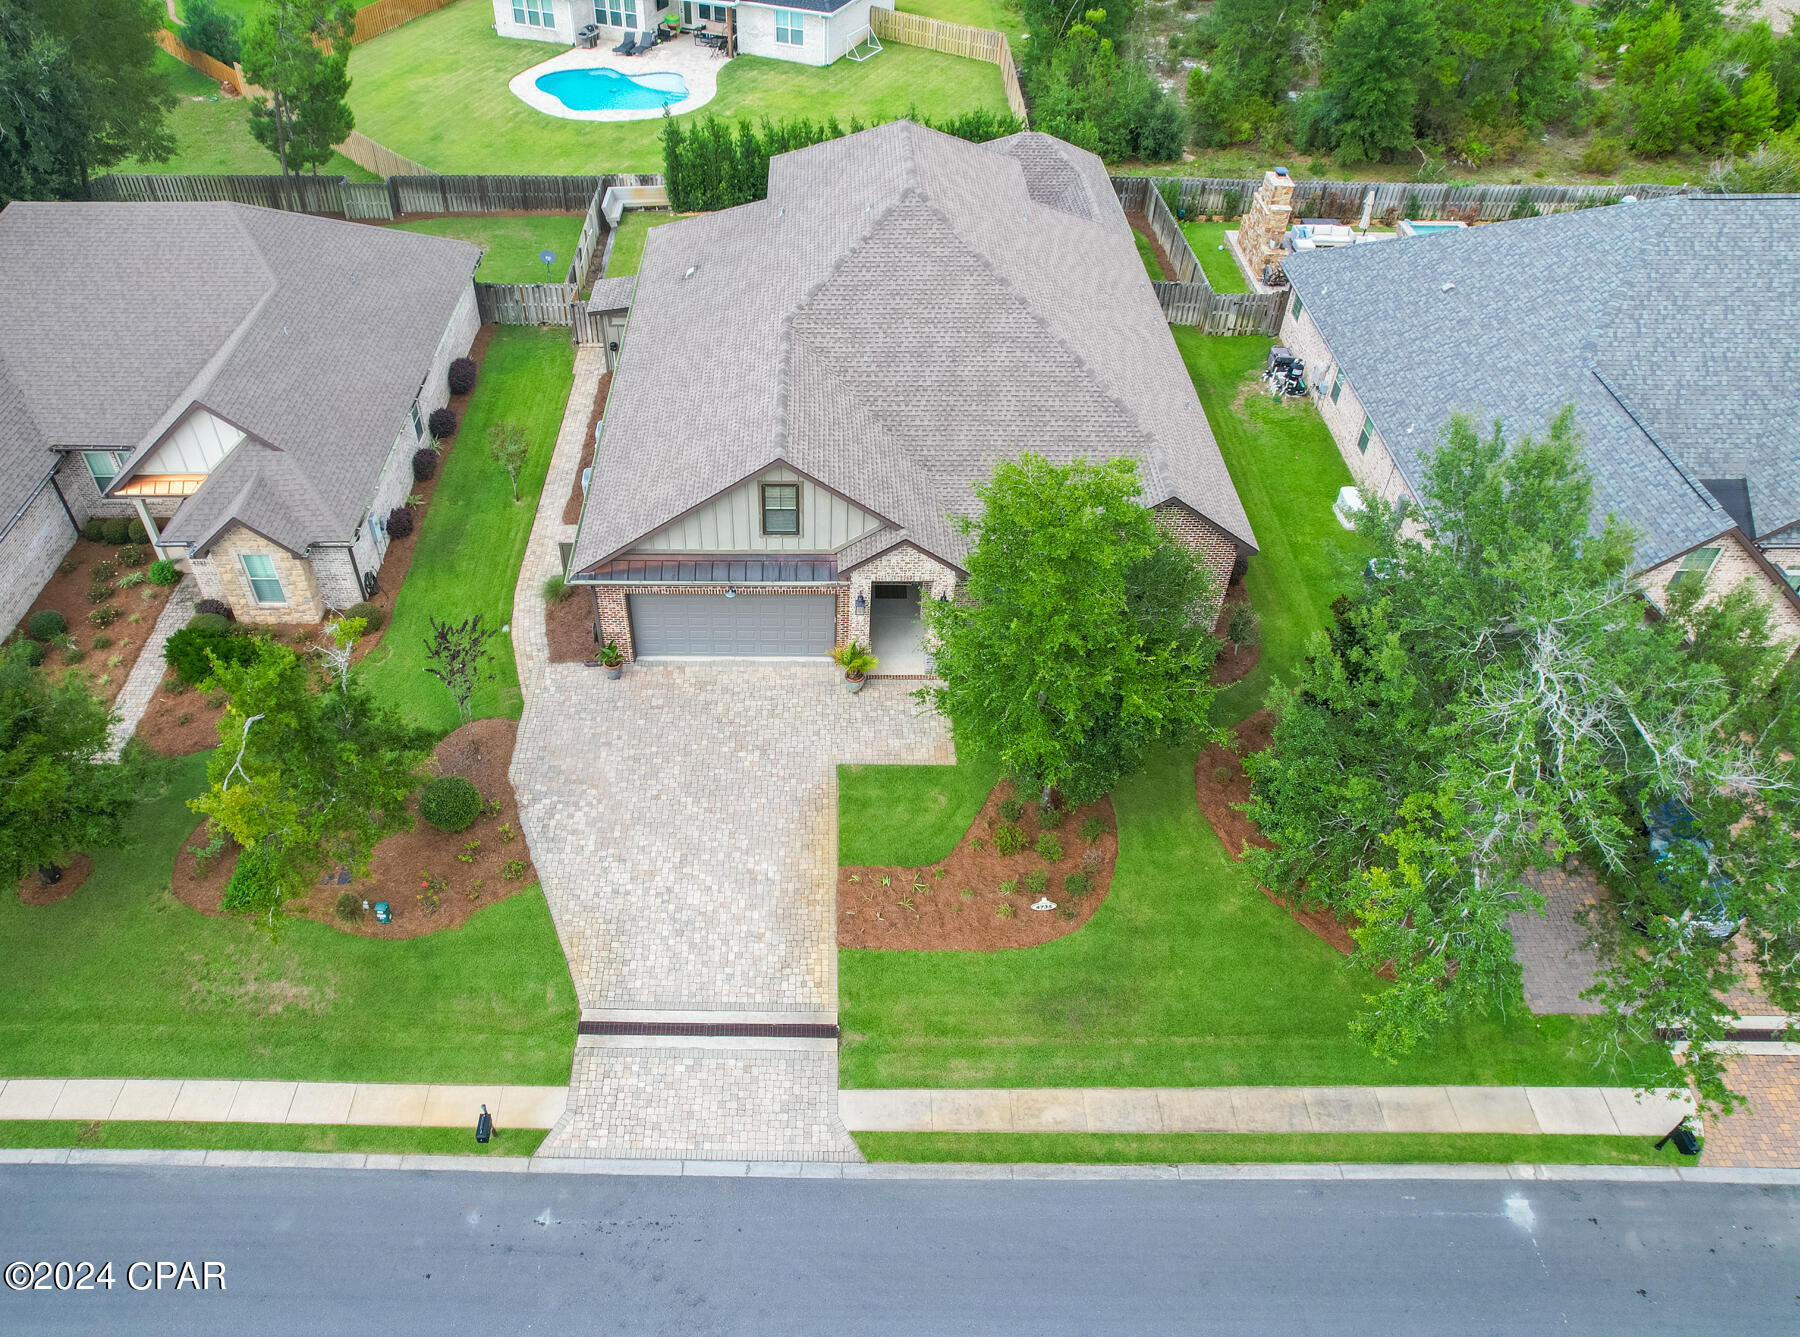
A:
0,1121,544,1158
853,1132,1691,1166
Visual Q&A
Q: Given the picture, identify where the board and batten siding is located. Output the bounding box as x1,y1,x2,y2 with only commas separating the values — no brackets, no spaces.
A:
137,408,246,477
630,465,884,554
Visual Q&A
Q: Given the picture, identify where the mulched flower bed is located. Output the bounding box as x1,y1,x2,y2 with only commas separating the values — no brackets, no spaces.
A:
838,782,1118,950
1212,583,1261,687
16,538,179,706
1195,708,1358,956
562,370,610,525
1128,211,1179,280
545,589,596,663
169,718,538,939
15,854,93,907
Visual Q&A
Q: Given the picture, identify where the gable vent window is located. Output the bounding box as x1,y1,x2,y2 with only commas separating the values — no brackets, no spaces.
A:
83,451,124,490
1356,418,1372,455
1669,546,1721,596
761,482,800,536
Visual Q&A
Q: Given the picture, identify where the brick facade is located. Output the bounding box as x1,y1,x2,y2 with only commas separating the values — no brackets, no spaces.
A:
592,582,854,663
56,454,181,526
1279,304,1419,511
1153,501,1239,624
190,522,323,624
1640,530,1800,651
842,543,960,648
0,484,78,638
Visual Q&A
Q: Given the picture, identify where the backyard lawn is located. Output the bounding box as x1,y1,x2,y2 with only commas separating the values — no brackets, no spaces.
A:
387,215,585,283
118,51,377,179
1176,332,1369,724
898,0,1026,43
1180,220,1250,294
1131,229,1169,280
0,755,577,1086
604,211,684,278
358,325,574,733
347,0,1011,174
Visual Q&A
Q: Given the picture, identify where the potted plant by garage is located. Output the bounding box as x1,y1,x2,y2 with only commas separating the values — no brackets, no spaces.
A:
597,640,624,680
832,640,878,693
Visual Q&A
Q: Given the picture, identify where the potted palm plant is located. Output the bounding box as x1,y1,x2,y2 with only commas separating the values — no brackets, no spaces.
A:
597,641,624,679
831,640,878,693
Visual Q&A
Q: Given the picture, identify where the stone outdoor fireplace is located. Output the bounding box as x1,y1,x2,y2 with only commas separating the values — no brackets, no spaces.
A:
1239,167,1296,286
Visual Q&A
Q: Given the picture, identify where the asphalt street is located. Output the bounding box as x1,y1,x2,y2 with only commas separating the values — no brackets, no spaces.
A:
2,1167,1796,1334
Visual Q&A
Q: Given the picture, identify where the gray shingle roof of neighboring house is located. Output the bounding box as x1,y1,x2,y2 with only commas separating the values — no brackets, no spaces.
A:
0,201,479,555
570,122,1255,577
1282,195,1800,568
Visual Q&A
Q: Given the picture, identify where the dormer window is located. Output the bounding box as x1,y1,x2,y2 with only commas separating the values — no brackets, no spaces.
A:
84,451,124,490
761,482,799,535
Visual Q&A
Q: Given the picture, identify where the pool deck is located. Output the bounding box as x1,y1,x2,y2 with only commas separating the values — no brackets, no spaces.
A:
508,37,724,123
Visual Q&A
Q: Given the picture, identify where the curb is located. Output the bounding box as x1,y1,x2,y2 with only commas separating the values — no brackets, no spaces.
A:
3,1148,1796,1183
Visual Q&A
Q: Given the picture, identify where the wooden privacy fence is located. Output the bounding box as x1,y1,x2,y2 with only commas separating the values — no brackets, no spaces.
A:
1125,175,1688,223
870,9,1029,126
337,130,434,179
1117,176,1200,283
153,28,240,87
90,171,348,213
1151,285,1286,335
475,283,577,326
352,0,460,42
90,171,665,221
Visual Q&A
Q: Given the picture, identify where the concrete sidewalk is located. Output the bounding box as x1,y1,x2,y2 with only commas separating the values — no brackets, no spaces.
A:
0,1079,567,1129
839,1086,1695,1138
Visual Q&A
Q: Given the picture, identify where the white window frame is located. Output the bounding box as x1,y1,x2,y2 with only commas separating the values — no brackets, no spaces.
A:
83,450,124,490
1356,418,1372,455
602,0,637,26
774,7,803,43
514,0,554,27
1669,546,1721,595
411,399,424,439
240,552,288,606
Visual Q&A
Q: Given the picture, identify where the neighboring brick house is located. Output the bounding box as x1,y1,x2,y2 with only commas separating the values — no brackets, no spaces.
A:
493,0,894,66
1279,194,1800,648
0,201,479,633
566,122,1258,667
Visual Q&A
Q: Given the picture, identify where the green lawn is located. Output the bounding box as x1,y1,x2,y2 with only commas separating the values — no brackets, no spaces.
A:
348,0,1010,174
899,0,1026,44
856,1132,1687,1166
358,325,574,733
1179,220,1250,294
0,754,576,1085
839,746,1002,868
839,742,1635,1090
0,1121,544,1157
118,51,377,179
388,215,586,284
1132,228,1169,280
1177,332,1369,724
604,211,683,278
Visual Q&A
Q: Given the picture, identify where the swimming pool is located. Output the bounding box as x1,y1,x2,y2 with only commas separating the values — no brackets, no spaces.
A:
535,66,689,112
1397,219,1468,237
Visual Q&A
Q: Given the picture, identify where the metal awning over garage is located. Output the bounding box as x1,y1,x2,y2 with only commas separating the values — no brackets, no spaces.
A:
628,592,836,658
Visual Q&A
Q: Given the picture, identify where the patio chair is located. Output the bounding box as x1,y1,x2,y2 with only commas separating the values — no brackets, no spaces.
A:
611,33,635,54
626,31,653,54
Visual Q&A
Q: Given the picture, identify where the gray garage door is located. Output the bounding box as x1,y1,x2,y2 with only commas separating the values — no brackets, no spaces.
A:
628,593,836,657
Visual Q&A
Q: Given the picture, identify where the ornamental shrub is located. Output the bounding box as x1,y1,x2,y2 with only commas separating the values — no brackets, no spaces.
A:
1023,868,1048,897
101,518,131,545
222,844,283,915
1064,871,1090,898
118,543,147,568
90,559,118,583
1034,830,1064,862
428,407,458,440
385,506,415,539
148,559,181,586
86,582,114,605
88,605,121,629
186,612,234,635
334,891,364,923
195,598,233,620
448,357,478,395
17,640,46,668
25,610,66,641
82,518,107,542
412,447,439,482
992,821,1027,856
419,775,482,833
346,601,385,633
164,624,257,685
127,519,148,544
1226,601,1260,648
998,796,1024,822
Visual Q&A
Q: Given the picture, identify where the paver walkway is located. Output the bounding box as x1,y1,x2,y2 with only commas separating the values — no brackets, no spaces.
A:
840,1086,1695,1137
1509,865,1604,1015
508,347,953,1161
104,575,198,757
0,1078,566,1129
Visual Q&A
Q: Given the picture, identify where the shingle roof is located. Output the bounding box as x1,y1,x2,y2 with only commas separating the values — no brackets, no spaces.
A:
1283,195,1800,568
570,123,1255,576
0,201,479,553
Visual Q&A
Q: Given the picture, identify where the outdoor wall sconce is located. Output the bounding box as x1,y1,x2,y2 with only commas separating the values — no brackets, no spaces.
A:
725,585,737,598
854,592,867,614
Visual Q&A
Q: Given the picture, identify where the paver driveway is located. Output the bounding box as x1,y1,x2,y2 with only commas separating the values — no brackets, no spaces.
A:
509,349,953,1159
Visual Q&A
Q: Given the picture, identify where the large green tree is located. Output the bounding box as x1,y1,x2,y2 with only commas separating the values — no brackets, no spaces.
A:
241,0,356,188
1244,409,1800,1112
0,0,173,201
191,638,430,928
0,644,142,885
921,454,1222,805
1319,0,1441,162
